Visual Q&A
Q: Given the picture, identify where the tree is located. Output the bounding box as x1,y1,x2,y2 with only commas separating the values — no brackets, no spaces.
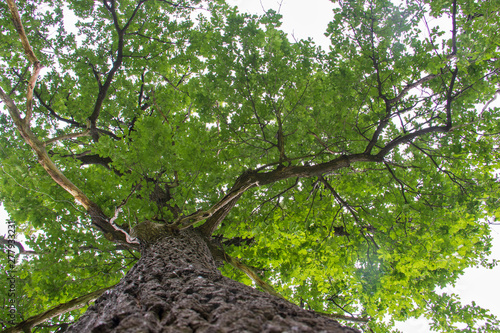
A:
0,0,499,331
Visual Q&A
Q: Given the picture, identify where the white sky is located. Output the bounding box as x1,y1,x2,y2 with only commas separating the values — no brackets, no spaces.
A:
1,0,499,332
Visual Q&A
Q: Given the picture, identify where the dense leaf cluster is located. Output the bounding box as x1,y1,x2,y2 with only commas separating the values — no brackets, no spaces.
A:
1,0,499,332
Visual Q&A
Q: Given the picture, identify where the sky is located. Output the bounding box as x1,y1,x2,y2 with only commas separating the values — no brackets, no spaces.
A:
1,0,499,332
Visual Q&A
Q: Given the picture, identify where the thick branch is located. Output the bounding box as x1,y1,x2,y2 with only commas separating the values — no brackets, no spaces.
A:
89,0,146,141
0,234,37,255
1,88,136,245
208,243,283,299
59,151,113,169
3,286,114,333
445,68,459,129
1,0,137,247
6,0,41,125
183,68,463,235
451,0,457,55
25,62,41,124
175,171,261,229
227,254,283,299
183,115,461,235
180,154,382,231
5,0,38,63
376,126,449,158
0,89,93,207
197,195,242,236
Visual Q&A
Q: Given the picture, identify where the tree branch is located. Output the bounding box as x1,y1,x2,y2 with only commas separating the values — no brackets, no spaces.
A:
25,62,41,124
5,0,38,63
445,67,459,129
0,234,37,255
58,151,113,169
176,171,259,229
44,130,91,147
308,131,339,155
6,0,41,125
34,89,120,140
1,0,137,248
89,0,147,141
364,102,419,154
451,0,457,56
3,285,114,333
376,126,449,158
319,176,361,225
383,162,410,203
387,74,438,105
34,89,82,126
197,195,242,236
182,153,381,232
364,102,391,154
183,107,464,235
314,311,369,324
208,243,283,299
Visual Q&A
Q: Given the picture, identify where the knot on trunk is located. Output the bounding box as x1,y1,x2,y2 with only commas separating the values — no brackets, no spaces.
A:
130,220,177,245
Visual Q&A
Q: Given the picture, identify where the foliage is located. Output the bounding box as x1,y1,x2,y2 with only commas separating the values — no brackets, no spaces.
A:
1,0,499,331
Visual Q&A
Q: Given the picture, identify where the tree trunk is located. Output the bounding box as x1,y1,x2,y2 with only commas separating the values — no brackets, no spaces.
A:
67,229,359,333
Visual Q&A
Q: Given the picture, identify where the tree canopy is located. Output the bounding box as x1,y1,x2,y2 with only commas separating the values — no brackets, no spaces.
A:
1,0,499,331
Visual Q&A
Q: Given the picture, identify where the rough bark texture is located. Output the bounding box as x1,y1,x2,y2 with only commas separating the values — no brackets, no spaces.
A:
67,229,359,333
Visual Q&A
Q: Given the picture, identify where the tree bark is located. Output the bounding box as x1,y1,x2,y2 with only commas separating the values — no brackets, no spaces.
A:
66,229,359,333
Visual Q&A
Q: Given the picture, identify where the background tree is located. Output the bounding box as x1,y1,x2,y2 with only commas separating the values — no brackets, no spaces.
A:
1,0,499,332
